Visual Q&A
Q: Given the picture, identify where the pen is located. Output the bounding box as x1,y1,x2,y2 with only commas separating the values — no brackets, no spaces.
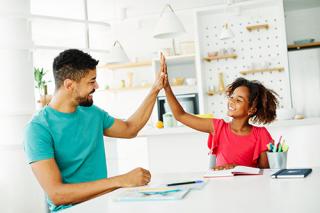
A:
167,180,203,186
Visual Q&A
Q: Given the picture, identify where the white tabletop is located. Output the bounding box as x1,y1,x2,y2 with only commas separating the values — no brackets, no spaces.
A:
62,168,320,213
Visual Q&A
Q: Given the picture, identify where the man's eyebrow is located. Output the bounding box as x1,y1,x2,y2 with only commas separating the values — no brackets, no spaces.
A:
90,77,96,81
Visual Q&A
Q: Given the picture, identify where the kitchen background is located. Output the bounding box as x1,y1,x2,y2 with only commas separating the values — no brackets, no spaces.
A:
1,0,320,212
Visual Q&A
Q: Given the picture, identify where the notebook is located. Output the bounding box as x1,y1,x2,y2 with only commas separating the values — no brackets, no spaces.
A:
204,166,261,178
271,168,312,179
114,187,190,202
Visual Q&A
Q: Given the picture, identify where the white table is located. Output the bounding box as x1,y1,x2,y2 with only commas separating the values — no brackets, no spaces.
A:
63,168,320,213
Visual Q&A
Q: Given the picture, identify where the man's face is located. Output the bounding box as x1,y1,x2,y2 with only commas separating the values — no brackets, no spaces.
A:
74,69,99,107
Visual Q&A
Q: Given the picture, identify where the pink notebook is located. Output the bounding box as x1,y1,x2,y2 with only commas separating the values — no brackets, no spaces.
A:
204,166,262,178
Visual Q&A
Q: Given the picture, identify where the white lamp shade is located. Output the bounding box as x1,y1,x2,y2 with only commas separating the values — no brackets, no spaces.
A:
153,5,186,39
220,23,234,40
107,41,129,64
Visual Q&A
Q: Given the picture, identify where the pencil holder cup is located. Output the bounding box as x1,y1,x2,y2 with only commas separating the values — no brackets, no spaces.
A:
267,152,287,169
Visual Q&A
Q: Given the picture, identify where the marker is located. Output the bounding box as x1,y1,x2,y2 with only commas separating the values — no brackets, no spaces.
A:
167,180,203,186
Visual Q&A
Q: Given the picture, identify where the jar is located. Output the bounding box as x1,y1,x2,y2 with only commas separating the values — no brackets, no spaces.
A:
163,113,174,128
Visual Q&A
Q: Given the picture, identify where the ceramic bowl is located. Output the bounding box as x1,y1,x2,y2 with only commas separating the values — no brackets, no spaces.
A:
277,108,296,120
171,77,185,86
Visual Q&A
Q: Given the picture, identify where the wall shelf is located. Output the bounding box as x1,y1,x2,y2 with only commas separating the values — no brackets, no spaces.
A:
158,85,198,96
100,60,152,70
98,85,197,94
97,85,152,93
246,24,269,31
101,55,195,70
240,67,284,75
203,54,237,62
288,41,320,51
153,54,195,65
207,91,224,96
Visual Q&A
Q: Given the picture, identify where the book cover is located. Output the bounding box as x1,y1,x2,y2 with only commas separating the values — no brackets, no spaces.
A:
114,187,190,202
204,166,261,178
271,168,312,178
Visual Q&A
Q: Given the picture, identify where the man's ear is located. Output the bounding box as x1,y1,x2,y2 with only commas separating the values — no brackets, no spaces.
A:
63,79,74,91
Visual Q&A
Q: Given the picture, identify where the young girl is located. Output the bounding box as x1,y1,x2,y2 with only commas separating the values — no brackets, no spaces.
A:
161,58,278,170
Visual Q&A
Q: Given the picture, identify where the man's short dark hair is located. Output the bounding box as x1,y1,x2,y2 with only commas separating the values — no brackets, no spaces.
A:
53,49,99,89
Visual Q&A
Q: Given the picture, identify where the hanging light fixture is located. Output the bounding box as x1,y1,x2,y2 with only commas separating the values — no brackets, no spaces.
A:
153,4,185,39
220,23,234,40
107,40,129,64
219,0,235,40
153,4,185,55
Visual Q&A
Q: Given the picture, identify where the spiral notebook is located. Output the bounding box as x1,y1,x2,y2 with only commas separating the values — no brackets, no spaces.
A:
114,187,190,202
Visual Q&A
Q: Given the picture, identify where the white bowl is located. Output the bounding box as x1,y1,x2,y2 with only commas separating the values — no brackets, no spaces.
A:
277,108,296,120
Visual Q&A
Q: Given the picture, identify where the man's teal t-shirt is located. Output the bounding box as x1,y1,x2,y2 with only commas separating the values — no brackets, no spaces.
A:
24,105,115,212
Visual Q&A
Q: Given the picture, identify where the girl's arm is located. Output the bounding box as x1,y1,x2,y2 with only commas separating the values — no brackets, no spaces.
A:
161,55,213,133
257,151,270,168
164,85,213,133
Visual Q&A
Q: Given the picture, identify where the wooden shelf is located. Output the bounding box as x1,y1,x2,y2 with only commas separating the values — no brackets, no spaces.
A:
207,90,225,96
153,54,195,65
203,54,237,62
100,60,152,70
246,24,269,32
240,67,284,75
98,85,152,93
158,85,198,96
288,42,320,51
99,85,197,94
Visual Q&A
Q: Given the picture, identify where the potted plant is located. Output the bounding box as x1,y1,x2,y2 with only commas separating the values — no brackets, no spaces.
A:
34,67,52,107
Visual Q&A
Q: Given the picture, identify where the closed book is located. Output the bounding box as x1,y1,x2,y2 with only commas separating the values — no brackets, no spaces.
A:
271,168,312,178
204,166,261,178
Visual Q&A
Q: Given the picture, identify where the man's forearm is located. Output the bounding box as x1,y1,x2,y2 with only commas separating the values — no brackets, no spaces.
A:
126,87,159,135
50,175,124,206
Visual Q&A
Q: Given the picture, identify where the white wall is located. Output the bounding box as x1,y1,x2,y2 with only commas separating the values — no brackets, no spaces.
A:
0,0,47,212
267,123,320,168
0,148,46,213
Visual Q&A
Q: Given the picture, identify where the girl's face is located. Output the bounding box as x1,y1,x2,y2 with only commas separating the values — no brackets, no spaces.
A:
227,86,252,118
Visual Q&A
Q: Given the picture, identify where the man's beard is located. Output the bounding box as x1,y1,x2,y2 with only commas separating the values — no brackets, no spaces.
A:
78,90,95,107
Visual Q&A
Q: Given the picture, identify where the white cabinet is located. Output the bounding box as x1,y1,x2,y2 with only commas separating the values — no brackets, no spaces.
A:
288,48,320,117
153,54,198,96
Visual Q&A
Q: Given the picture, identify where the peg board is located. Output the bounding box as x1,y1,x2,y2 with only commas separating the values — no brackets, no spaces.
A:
194,0,291,118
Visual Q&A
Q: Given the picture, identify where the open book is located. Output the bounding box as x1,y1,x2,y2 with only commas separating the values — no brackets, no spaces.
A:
114,187,190,202
204,166,261,178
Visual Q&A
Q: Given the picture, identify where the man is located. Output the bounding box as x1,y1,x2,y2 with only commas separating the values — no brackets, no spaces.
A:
24,49,167,212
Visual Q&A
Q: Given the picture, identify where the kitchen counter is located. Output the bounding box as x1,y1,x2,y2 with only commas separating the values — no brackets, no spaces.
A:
138,117,320,137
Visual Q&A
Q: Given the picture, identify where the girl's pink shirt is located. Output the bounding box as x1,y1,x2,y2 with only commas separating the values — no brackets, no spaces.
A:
208,119,272,167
